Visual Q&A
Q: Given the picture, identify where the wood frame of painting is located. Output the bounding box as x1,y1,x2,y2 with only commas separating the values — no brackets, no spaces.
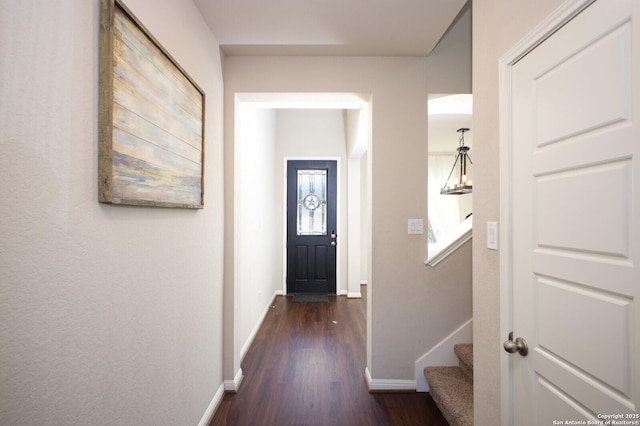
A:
99,0,205,208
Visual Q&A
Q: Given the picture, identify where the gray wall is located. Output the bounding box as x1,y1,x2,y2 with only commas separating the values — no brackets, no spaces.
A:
0,0,225,425
472,0,567,423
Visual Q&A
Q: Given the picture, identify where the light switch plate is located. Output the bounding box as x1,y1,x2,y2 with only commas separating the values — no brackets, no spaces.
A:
408,219,424,235
487,222,498,250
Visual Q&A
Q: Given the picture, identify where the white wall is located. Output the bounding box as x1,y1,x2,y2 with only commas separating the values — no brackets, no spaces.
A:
224,6,472,384
234,105,279,370
346,106,370,296
0,1,225,425
472,0,565,424
360,152,370,283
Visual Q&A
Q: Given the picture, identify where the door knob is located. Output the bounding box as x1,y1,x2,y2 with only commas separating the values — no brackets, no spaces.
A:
330,241,337,246
504,332,528,356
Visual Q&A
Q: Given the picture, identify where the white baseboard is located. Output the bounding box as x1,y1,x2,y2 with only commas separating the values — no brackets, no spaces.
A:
198,384,225,426
239,291,279,361
228,292,277,393
365,367,416,391
224,368,243,392
414,319,473,392
347,292,362,298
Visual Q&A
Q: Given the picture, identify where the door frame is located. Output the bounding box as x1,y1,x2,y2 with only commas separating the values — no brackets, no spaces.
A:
282,156,341,295
498,0,595,424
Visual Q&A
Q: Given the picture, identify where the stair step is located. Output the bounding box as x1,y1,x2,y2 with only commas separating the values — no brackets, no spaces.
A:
424,366,473,426
454,343,473,380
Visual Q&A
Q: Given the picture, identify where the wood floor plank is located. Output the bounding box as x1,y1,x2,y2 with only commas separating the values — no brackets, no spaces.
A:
209,286,448,426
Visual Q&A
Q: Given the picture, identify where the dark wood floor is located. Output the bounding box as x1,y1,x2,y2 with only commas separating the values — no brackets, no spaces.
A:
209,286,448,426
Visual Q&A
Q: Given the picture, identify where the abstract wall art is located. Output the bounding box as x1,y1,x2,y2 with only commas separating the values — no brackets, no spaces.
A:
99,0,205,208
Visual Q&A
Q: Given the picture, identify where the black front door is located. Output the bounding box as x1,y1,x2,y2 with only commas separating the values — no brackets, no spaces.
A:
286,160,337,294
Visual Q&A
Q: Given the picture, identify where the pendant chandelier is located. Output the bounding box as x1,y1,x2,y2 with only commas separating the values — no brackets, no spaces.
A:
440,128,472,195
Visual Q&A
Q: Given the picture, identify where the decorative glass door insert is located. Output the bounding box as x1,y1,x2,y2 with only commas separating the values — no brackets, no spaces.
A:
297,169,327,235
287,160,337,294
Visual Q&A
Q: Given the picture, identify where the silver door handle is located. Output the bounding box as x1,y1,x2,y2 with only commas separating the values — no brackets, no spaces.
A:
504,332,528,356
330,241,337,246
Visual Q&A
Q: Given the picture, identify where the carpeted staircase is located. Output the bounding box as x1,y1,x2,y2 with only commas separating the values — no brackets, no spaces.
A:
424,343,473,426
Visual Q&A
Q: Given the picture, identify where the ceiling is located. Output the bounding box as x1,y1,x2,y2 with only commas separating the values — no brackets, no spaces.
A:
428,94,472,153
193,0,468,56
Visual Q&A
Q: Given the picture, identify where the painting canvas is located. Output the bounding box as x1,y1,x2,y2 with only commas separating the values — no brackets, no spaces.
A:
99,0,205,208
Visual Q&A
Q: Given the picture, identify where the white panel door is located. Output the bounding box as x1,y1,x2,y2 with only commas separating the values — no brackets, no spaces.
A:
508,0,639,423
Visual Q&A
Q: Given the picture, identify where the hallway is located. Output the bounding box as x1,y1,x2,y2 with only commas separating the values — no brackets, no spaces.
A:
210,286,448,425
